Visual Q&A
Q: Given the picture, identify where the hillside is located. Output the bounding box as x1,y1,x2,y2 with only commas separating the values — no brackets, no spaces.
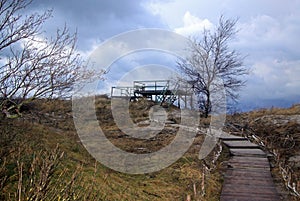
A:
225,104,300,199
0,97,299,200
0,97,223,201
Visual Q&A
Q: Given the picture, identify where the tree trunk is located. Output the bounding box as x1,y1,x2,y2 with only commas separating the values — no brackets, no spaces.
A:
204,92,210,118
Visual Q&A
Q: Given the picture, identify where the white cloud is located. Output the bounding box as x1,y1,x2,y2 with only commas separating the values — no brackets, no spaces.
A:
236,15,283,51
174,11,213,36
242,59,300,100
25,0,300,108
236,13,300,57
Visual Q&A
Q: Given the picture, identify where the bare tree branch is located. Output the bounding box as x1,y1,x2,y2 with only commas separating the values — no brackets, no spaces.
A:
177,16,248,117
0,0,102,118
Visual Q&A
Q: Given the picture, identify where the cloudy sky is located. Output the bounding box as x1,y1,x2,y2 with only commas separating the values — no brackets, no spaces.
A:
26,0,300,111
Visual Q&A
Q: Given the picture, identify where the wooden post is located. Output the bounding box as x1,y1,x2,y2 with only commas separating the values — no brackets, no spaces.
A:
193,183,197,198
201,166,205,196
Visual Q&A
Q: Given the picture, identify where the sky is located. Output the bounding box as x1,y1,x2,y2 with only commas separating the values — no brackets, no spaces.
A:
25,0,300,111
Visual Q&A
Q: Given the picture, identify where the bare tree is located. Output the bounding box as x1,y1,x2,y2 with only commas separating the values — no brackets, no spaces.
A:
0,0,97,118
177,16,248,117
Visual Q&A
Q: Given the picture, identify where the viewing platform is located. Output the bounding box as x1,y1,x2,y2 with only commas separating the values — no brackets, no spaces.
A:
111,80,194,107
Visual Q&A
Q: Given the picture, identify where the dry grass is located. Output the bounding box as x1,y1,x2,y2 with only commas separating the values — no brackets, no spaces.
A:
0,97,224,201
226,104,300,200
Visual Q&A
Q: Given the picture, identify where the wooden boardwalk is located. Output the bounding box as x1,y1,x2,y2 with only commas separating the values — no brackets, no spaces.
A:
219,133,281,201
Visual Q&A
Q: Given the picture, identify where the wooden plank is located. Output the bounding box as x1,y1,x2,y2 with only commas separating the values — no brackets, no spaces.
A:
229,157,270,165
223,177,275,186
221,194,280,201
221,137,248,141
228,160,271,169
229,156,269,162
228,158,270,167
223,140,260,148
220,134,248,141
229,148,266,157
225,169,272,178
225,168,271,175
220,133,280,201
221,185,278,195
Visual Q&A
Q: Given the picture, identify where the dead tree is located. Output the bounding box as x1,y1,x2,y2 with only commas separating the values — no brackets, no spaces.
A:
0,0,97,117
177,16,248,117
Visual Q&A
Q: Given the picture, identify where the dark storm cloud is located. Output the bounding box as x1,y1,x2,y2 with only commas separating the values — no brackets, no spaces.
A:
149,0,300,109
21,0,300,109
26,0,165,51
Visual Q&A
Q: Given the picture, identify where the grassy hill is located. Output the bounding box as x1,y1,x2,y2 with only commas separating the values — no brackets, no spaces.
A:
0,97,224,201
1,97,299,200
225,104,300,200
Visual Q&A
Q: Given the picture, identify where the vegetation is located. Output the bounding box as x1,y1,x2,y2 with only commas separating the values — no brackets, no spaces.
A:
225,104,300,200
0,0,99,118
0,1,225,199
0,1,298,200
177,16,248,117
0,97,225,200
1,95,299,200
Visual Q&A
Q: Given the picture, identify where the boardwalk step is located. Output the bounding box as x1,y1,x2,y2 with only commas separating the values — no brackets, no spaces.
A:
229,148,266,157
227,157,271,168
222,184,279,194
220,133,280,201
220,134,248,141
225,168,272,176
223,178,276,186
221,194,280,201
223,140,260,149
